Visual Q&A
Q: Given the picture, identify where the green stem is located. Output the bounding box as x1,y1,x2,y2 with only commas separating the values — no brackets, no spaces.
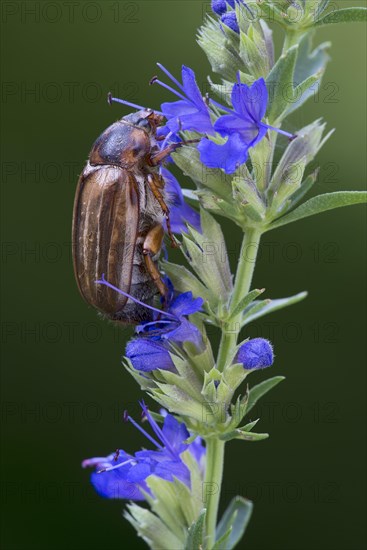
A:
204,438,225,549
217,228,263,372
282,29,307,53
204,229,262,547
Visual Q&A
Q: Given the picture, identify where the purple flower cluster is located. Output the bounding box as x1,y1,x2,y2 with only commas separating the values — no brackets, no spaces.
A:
110,60,293,177
97,275,203,373
83,402,205,500
212,0,254,34
153,65,294,174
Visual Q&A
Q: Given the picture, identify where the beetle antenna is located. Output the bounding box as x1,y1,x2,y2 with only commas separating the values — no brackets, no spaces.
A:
96,275,177,320
107,93,165,117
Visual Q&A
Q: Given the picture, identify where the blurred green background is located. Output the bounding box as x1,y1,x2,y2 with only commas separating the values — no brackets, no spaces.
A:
1,1,366,549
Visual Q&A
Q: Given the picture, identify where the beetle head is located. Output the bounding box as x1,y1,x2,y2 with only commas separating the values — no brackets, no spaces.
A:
122,109,164,135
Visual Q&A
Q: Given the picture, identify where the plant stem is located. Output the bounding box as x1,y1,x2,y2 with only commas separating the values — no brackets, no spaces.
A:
204,437,225,549
282,29,307,54
205,228,262,546
217,228,263,372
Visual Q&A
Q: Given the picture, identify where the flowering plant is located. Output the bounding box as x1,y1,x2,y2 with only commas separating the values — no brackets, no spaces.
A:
80,2,366,548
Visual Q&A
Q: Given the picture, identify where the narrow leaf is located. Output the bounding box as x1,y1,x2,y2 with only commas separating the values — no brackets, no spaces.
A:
247,376,285,414
185,509,206,550
216,496,253,549
315,0,331,19
162,260,213,303
267,191,367,231
316,7,367,26
213,528,232,550
219,427,268,442
242,299,271,324
266,46,297,122
287,170,319,209
242,292,307,326
227,288,265,320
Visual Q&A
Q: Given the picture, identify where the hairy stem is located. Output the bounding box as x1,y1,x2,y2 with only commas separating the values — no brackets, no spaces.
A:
205,228,262,547
204,438,225,549
282,29,307,53
217,228,263,372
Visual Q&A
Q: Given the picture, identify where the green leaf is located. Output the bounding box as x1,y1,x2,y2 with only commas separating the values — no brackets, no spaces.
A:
146,477,188,537
242,299,271,325
198,15,243,81
182,209,233,304
266,46,297,123
220,429,268,442
316,7,367,26
267,191,367,231
227,288,265,320
286,169,319,210
286,33,330,116
315,0,331,19
162,260,214,304
216,496,253,549
247,376,285,414
212,528,232,550
124,504,184,550
242,292,307,326
267,120,329,199
173,146,232,198
185,509,206,550
294,33,330,84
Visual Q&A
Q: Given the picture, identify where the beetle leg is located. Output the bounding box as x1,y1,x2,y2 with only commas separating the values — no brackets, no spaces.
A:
149,138,201,165
143,224,167,298
147,174,178,248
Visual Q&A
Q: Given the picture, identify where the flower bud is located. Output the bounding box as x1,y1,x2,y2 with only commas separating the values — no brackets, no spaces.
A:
126,339,175,372
221,12,240,33
237,338,274,370
212,0,235,15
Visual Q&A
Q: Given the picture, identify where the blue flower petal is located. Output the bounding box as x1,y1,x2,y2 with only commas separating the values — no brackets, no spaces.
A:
154,460,190,483
90,469,146,500
162,99,198,118
188,437,206,464
127,462,152,483
211,0,228,15
221,11,239,33
162,414,190,453
243,78,268,122
237,338,274,370
161,168,201,234
158,64,214,135
83,406,206,502
214,114,259,137
181,65,207,110
231,79,268,122
198,133,250,174
166,111,214,135
125,339,175,372
169,292,204,316
162,318,203,349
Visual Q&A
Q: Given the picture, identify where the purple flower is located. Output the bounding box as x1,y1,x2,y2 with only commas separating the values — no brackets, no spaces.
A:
82,403,206,500
95,276,204,355
212,0,235,15
212,0,253,19
151,64,214,135
162,167,201,234
221,11,240,33
126,339,175,372
236,338,274,370
136,290,204,349
199,76,294,174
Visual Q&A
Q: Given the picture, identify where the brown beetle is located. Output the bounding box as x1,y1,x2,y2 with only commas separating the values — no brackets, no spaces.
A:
72,108,180,324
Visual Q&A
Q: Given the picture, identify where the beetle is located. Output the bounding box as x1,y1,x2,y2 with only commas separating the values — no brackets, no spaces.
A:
72,107,182,324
